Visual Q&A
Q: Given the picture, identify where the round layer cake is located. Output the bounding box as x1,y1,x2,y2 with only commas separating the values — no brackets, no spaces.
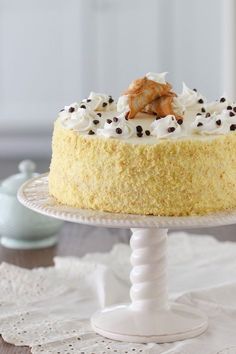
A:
49,73,236,216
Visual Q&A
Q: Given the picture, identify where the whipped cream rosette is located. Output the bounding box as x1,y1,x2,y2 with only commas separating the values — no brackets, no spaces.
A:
60,107,97,132
150,115,182,139
59,102,79,120
174,83,205,112
81,92,116,112
206,97,231,114
145,72,168,84
191,109,236,135
97,114,133,139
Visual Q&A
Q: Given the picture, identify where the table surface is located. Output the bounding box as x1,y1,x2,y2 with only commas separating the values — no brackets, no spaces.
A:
0,222,130,354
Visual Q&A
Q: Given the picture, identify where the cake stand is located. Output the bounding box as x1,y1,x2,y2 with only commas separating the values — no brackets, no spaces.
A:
17,174,236,344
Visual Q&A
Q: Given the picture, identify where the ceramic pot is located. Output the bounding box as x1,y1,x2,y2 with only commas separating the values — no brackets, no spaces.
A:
0,160,63,249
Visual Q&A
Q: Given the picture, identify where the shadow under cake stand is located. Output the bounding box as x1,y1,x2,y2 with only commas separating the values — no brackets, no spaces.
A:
18,173,236,343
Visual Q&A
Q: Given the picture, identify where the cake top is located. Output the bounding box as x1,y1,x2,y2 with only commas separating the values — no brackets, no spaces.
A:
58,72,236,144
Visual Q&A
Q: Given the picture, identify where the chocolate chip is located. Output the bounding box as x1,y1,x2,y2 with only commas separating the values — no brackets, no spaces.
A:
97,113,102,117
106,119,112,124
205,113,211,117
93,119,99,125
145,130,150,136
177,119,183,125
220,97,226,102
108,97,114,104
196,113,202,116
193,88,197,92
87,99,91,102
69,107,75,113
113,117,119,122
230,124,236,131
80,105,86,109
233,107,236,113
216,119,221,126
102,102,108,107
227,105,232,110
197,122,203,127
198,98,204,104
136,125,143,132
116,127,122,134
88,130,95,135
167,127,175,133
125,112,129,120
137,132,143,137
155,116,161,120
201,107,206,113
229,111,235,117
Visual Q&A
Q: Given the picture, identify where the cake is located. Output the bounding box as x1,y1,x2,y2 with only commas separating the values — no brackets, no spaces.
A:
49,72,236,216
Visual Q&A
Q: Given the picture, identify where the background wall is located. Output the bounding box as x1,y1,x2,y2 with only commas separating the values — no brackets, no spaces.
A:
0,0,223,159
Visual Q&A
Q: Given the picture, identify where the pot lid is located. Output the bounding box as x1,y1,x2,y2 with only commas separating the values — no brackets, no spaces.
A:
1,160,38,195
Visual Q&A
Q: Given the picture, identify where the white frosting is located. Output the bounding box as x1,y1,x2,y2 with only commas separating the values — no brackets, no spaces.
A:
191,110,236,135
64,102,79,112
97,114,133,139
60,107,96,132
172,97,185,116
206,98,230,114
150,115,182,139
117,95,130,113
145,72,167,84
174,83,205,111
59,102,79,121
58,85,236,144
82,92,116,111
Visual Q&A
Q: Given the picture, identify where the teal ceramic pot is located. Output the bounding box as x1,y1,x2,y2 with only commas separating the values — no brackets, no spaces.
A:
0,160,63,249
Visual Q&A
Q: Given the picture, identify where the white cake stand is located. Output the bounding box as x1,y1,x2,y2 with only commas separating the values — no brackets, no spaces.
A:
18,174,236,344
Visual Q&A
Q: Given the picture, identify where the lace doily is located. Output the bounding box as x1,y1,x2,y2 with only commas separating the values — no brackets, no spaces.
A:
1,233,236,354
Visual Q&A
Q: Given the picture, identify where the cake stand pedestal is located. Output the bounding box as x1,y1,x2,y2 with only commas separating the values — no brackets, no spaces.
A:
17,174,236,343
91,227,207,343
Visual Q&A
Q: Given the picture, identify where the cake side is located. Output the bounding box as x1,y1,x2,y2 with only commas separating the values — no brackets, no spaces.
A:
49,120,236,216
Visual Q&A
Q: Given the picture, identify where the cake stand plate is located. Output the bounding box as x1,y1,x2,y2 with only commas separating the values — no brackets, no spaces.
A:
17,174,236,343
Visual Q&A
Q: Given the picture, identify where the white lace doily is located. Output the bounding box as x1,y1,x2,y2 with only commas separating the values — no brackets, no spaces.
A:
1,233,236,354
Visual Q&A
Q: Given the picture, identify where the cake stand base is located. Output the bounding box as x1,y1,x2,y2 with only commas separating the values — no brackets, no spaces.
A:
91,303,208,343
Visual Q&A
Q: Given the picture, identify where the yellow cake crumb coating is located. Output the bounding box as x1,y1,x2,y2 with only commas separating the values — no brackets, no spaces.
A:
49,119,236,216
